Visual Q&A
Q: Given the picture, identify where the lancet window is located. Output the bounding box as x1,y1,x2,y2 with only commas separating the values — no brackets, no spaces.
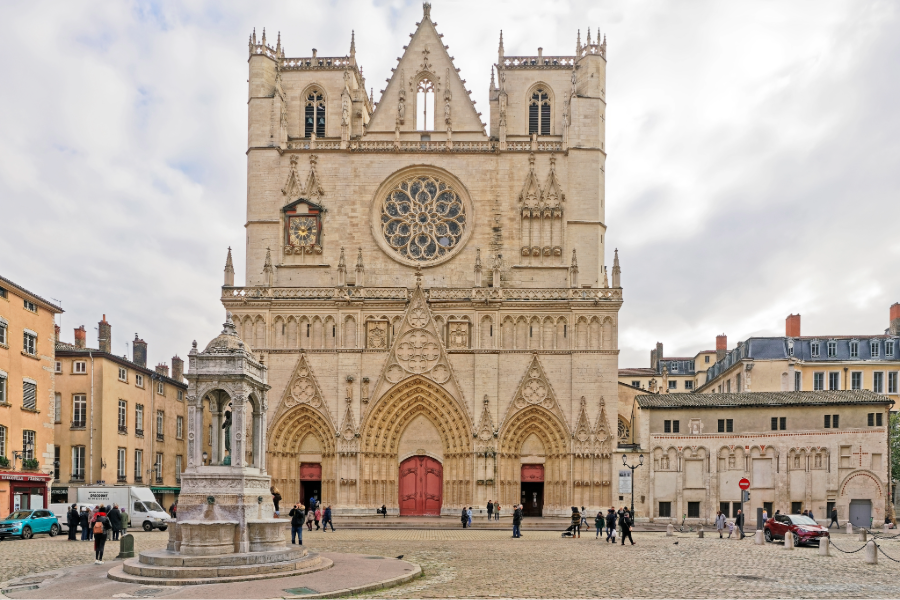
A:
416,78,435,131
528,88,551,135
304,90,326,138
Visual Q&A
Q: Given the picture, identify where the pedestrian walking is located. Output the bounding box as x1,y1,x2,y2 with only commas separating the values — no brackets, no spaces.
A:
322,505,335,531
380,504,387,518
735,509,745,539
93,507,111,564
108,504,122,542
512,504,523,538
79,508,90,541
594,511,603,539
828,507,839,529
487,500,493,520
808,509,815,522
494,503,501,521
568,506,582,538
67,504,79,541
605,508,617,543
467,506,473,527
271,486,282,517
121,509,130,536
762,509,768,524
461,507,468,528
580,506,589,529
715,511,726,538
306,507,315,531
314,507,322,530
289,504,305,545
169,502,177,519
620,510,635,545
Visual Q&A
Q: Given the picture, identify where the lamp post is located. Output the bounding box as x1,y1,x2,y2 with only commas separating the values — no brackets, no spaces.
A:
12,440,35,470
622,453,643,519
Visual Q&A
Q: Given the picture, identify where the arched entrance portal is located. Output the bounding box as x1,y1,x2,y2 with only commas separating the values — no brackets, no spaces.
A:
399,456,443,515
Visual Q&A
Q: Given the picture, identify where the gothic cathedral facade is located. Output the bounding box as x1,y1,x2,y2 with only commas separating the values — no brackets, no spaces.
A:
222,4,621,516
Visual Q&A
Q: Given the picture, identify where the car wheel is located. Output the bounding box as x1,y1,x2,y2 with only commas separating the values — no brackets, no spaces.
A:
764,529,773,543
21,527,33,540
158,526,168,532
49,524,59,537
793,533,801,547
143,521,153,532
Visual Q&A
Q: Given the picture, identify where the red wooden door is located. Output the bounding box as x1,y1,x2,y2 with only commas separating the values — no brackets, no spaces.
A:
398,456,443,516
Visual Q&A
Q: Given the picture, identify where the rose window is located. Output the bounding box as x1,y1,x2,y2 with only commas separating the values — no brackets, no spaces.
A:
380,175,467,264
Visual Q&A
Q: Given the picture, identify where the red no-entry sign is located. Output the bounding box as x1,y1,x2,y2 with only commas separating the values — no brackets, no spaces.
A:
739,478,751,490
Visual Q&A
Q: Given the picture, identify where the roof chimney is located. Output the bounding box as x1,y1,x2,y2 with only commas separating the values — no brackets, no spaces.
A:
786,314,801,338
74,326,86,349
171,355,184,382
716,334,727,362
98,314,111,353
132,334,147,368
155,363,169,378
891,303,900,336
54,325,60,343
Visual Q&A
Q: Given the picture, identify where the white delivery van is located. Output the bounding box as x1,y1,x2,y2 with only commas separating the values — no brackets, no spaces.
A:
76,486,170,531
49,503,96,533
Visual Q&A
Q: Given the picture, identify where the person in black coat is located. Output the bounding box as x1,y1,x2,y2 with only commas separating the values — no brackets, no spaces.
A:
67,505,79,540
512,504,523,538
108,505,122,541
79,508,90,541
829,507,839,529
620,511,635,545
605,508,617,543
461,507,468,528
288,504,305,545
735,509,745,539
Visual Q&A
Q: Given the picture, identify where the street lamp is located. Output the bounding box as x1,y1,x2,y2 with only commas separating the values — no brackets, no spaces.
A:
12,440,34,470
622,453,643,519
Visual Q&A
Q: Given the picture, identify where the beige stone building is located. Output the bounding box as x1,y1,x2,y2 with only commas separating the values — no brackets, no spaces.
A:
53,316,188,509
619,342,718,394
0,275,62,517
212,5,623,516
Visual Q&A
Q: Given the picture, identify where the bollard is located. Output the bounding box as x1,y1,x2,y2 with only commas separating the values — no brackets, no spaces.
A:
784,532,794,549
754,530,764,545
884,523,890,534
865,540,878,564
698,526,704,538
666,523,674,537
819,537,830,556
859,528,868,543
116,533,135,559
846,522,854,535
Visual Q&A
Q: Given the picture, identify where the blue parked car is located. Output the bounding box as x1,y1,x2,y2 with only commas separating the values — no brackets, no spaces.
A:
0,509,60,540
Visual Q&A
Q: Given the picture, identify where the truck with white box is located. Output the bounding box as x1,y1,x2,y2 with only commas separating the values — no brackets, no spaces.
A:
76,486,170,531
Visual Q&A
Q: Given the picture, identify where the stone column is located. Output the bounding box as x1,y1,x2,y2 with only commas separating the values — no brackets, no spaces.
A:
187,405,198,469
258,410,268,473
209,410,220,465
232,398,246,467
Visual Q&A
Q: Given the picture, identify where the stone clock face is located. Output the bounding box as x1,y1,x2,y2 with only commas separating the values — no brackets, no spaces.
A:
289,216,318,246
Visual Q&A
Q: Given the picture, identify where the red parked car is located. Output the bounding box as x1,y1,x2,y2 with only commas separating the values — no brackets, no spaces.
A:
764,514,829,546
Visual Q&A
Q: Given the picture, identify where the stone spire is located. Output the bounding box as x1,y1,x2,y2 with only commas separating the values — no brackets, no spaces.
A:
263,247,274,287
474,248,483,287
612,248,621,288
349,30,356,59
355,247,365,287
337,247,347,286
275,31,281,55
498,30,505,62
576,29,581,56
423,1,432,20
569,249,579,288
224,247,235,287
586,28,592,46
490,66,495,91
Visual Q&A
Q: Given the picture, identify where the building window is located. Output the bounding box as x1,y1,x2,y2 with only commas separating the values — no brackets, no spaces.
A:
72,394,86,427
874,372,884,393
156,411,164,441
687,501,700,519
23,331,36,355
833,414,840,428
22,430,34,460
0,319,6,345
304,89,326,137
73,361,86,374
54,361,61,373
671,363,679,373
117,448,126,481
176,416,183,440
135,404,144,435
851,372,862,390
814,372,825,391
528,88,551,135
672,420,680,433
889,372,898,394
788,340,794,356
828,372,840,391
850,341,859,358
827,341,837,358
887,340,895,356
794,371,801,391
135,374,144,388
659,501,672,518
0,286,5,298
177,390,184,401
780,417,786,430
668,380,677,390
72,446,85,480
22,380,37,410
726,380,731,393
208,424,213,446
717,419,734,433
824,414,831,428
23,299,36,313
54,393,61,423
736,373,742,393
118,367,127,382
416,78,435,131
0,425,5,457
157,382,164,395
134,449,143,482
868,412,883,427
53,446,60,480
0,373,5,404
871,341,880,358
705,355,710,363
664,420,671,433
175,455,182,482
685,380,694,390
811,341,820,358
155,453,163,483
631,380,641,388
118,400,127,433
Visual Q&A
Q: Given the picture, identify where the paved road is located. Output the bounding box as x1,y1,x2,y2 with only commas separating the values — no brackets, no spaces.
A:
3,528,900,598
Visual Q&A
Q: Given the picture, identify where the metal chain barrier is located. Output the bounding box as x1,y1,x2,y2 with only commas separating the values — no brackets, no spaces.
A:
876,541,900,563
828,537,868,554
865,528,900,540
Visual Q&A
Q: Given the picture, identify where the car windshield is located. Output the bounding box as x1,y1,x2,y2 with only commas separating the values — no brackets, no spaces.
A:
144,501,164,513
790,515,818,525
7,511,33,520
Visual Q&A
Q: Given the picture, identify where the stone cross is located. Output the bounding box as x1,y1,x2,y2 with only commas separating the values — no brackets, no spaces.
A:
851,446,869,467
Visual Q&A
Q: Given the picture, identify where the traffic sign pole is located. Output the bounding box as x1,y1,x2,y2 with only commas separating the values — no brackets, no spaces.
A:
739,478,751,537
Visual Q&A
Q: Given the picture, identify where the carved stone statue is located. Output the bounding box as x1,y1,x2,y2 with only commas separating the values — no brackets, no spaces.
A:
221,404,233,464
342,95,350,126
398,95,406,121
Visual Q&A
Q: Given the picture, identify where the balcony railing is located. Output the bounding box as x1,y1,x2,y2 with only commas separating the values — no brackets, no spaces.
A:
156,433,164,442
69,473,85,482
134,475,142,483
117,475,127,483
118,426,127,435
135,428,143,437
71,420,86,429
155,476,163,484
223,285,623,302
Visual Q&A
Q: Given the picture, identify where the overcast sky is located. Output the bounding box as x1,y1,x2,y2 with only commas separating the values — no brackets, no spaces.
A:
1,0,898,370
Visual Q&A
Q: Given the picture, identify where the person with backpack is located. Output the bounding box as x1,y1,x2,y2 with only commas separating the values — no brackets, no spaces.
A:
288,504,305,545
88,507,100,541
494,503,501,521
93,507,112,564
620,510,635,545
568,507,582,538
605,508,618,543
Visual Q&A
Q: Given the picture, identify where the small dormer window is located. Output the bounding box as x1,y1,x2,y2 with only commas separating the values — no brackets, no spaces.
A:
850,340,859,358
871,341,880,358
811,341,820,358
827,341,837,358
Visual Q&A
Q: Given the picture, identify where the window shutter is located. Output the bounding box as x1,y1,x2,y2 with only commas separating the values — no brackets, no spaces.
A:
22,382,36,410
540,102,550,135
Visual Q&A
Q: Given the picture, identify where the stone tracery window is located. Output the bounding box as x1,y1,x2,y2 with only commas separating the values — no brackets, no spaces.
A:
529,88,550,135
305,89,325,137
617,417,630,442
380,174,467,264
416,78,435,131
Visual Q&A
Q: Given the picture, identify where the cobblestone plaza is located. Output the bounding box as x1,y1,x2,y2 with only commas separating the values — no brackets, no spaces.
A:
3,527,900,598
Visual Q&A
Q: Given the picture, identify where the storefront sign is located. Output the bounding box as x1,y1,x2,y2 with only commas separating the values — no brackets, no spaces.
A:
1,473,51,482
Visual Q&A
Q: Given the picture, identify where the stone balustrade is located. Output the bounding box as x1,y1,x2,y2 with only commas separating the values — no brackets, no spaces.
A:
222,286,622,302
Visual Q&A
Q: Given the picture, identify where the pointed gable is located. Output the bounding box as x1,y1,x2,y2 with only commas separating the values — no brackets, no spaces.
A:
366,5,486,135
475,395,496,444
500,353,569,432
270,352,335,430
518,153,542,207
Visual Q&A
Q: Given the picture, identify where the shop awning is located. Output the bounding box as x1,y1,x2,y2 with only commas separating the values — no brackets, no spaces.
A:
150,486,181,493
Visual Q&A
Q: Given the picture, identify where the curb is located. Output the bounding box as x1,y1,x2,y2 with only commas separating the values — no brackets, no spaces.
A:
284,561,423,599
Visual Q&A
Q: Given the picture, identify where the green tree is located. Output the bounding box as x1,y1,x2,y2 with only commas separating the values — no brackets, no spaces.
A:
890,412,900,496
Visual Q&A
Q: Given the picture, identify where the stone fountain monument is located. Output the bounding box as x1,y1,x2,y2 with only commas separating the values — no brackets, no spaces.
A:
108,314,330,584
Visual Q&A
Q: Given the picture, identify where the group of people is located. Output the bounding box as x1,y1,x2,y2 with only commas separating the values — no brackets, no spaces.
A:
286,501,334,542
582,507,635,544
65,504,127,564
714,510,745,539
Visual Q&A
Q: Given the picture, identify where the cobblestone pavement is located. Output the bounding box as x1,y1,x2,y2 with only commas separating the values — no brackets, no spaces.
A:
4,528,900,598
